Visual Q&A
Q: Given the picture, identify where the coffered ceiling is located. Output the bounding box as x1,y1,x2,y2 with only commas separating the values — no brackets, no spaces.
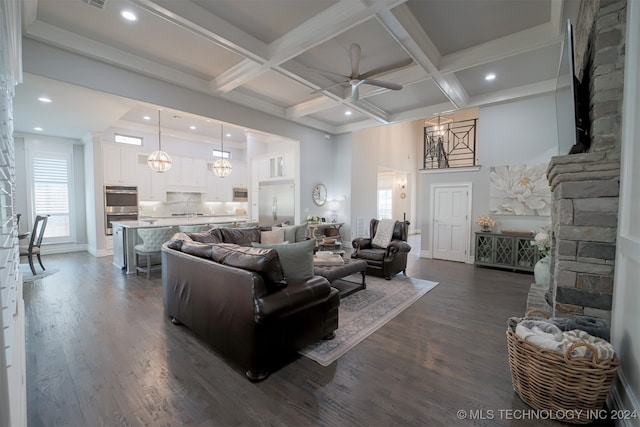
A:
14,0,579,142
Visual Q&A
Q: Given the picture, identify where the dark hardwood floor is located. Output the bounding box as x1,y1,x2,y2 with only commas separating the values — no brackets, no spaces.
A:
24,237,614,426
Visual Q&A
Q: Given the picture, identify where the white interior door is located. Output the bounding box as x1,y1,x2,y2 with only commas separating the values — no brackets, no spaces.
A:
431,184,471,262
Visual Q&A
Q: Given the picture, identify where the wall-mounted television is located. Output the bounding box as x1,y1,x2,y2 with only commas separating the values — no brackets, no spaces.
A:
555,19,589,155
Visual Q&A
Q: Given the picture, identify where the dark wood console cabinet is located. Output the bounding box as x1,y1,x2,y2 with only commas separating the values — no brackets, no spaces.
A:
474,232,539,272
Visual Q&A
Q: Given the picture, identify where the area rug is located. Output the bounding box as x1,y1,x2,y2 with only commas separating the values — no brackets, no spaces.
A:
299,275,439,366
19,265,60,283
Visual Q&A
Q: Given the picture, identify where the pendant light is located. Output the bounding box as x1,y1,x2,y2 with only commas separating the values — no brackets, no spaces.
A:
147,110,172,173
212,124,232,178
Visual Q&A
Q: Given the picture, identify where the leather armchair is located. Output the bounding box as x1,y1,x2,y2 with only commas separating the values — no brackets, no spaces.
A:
352,219,411,280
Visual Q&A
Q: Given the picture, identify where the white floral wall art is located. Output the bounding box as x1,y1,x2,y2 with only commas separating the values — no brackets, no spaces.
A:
489,164,551,216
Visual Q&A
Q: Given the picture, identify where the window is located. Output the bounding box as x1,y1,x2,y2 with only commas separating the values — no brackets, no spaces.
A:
115,133,143,146
212,149,231,159
32,153,71,239
377,189,392,219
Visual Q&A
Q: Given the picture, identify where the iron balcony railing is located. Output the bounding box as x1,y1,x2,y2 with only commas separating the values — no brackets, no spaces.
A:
423,118,477,170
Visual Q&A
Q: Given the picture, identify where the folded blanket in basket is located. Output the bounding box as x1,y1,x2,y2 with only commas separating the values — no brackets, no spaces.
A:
549,316,610,341
564,329,615,361
515,320,564,352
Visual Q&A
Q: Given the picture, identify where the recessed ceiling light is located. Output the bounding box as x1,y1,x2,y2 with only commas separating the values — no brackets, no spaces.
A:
190,125,197,130
38,97,52,103
34,127,43,131
485,73,496,81
121,10,137,21
226,133,232,137
143,115,150,120
345,110,352,116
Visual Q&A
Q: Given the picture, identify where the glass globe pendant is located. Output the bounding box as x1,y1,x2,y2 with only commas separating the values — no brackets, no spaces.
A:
147,110,172,173
213,124,232,177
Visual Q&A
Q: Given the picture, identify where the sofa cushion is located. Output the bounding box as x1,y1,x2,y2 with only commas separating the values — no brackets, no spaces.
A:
354,248,386,261
220,227,261,246
209,243,285,290
179,241,215,259
261,228,286,244
252,238,315,283
187,228,224,244
282,223,308,242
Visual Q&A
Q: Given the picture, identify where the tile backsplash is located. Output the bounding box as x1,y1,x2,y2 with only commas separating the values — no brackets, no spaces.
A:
139,192,248,217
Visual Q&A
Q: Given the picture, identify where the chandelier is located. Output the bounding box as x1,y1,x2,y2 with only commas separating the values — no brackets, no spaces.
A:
147,110,172,173
213,124,232,178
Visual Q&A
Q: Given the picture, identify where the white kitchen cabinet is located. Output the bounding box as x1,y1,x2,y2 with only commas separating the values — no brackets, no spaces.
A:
204,170,233,201
255,151,295,182
136,154,167,202
165,156,207,192
103,143,139,185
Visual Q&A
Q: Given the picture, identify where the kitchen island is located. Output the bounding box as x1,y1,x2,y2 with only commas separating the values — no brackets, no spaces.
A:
112,216,251,274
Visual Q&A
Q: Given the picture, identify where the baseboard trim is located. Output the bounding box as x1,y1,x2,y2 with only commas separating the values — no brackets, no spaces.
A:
40,243,88,255
608,369,640,427
420,250,431,258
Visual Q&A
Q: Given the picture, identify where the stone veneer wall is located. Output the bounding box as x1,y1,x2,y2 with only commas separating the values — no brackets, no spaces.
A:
547,0,626,322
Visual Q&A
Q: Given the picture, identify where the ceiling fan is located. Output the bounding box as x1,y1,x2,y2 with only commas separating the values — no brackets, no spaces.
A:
307,43,412,102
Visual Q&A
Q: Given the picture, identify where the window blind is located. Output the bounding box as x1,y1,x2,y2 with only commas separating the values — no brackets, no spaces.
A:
33,156,70,238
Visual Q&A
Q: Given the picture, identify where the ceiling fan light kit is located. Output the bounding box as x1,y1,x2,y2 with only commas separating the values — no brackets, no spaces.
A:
308,43,411,102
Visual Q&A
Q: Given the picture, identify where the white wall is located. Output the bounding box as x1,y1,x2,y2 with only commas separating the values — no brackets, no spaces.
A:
420,93,559,257
333,133,352,240
349,120,422,240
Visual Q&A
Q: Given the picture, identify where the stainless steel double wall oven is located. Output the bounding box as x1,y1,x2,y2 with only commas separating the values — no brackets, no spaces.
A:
104,185,138,235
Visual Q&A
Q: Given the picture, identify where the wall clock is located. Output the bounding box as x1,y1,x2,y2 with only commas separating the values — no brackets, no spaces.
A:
313,184,327,206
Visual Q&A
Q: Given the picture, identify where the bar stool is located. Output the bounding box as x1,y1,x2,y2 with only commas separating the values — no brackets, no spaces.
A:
135,227,174,279
178,224,211,233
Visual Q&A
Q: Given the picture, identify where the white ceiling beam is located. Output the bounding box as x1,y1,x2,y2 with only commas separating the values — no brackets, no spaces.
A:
550,0,565,34
219,91,338,134
21,0,38,26
214,0,407,94
439,23,563,74
130,0,268,62
379,4,469,108
286,96,338,119
212,61,266,94
465,79,557,108
350,100,392,124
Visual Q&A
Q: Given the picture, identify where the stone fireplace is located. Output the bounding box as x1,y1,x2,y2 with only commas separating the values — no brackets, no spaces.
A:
546,0,626,324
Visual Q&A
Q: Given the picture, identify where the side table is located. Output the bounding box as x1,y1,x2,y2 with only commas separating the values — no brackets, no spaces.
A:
317,241,345,257
307,222,344,242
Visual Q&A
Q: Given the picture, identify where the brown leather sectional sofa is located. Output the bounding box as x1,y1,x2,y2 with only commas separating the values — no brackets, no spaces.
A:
161,227,339,381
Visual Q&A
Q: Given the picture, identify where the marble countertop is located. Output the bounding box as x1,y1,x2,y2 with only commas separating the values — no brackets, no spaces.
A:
112,216,251,228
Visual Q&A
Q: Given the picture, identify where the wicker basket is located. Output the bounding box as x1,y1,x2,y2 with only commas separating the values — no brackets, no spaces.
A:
507,313,619,424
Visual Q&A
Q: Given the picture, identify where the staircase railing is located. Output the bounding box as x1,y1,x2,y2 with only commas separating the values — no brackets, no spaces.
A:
423,118,477,170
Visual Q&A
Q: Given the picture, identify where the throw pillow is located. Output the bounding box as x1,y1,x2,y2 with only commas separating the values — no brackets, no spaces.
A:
252,238,315,282
261,228,286,244
209,243,285,292
282,223,308,242
371,219,397,248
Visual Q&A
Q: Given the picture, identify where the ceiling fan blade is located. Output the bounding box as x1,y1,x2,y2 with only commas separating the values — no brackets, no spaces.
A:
310,81,349,94
359,58,413,80
360,79,403,91
350,43,361,77
351,84,360,102
302,67,349,79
